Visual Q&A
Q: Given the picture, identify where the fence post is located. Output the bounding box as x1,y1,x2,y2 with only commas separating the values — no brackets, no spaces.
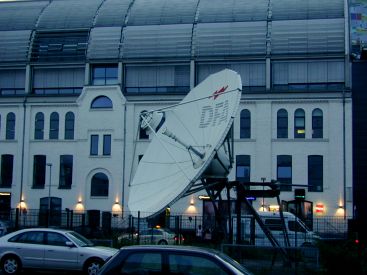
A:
15,208,19,230
70,210,74,229
137,211,140,245
66,208,70,228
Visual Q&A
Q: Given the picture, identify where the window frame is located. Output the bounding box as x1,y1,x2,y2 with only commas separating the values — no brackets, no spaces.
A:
277,109,288,138
32,155,46,189
90,135,99,156
6,112,15,140
308,155,323,192
90,172,109,197
240,109,251,139
236,155,250,182
34,112,44,140
91,64,118,86
59,155,73,189
0,154,14,188
103,135,111,156
277,155,292,191
294,108,305,139
49,112,59,140
90,96,113,109
312,108,323,138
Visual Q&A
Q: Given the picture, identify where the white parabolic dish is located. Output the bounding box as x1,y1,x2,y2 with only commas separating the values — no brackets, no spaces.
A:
128,69,242,217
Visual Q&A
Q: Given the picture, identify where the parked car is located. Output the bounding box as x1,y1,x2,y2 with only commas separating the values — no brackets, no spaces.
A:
118,228,184,245
98,245,253,275
233,211,320,247
0,228,118,275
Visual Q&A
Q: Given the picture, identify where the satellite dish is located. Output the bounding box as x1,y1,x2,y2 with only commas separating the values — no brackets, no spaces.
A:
128,69,242,217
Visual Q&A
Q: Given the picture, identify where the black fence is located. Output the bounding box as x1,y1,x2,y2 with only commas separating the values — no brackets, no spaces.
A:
0,208,357,274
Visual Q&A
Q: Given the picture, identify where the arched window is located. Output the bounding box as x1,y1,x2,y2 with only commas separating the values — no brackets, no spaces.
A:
49,112,59,140
34,112,44,140
277,109,288,138
294,109,305,139
312,108,323,138
91,172,109,197
91,96,113,109
65,112,75,140
6,112,16,140
240,109,251,139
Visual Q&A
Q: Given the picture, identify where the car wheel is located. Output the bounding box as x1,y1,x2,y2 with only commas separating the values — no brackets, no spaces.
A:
84,258,104,275
158,240,168,245
1,255,21,275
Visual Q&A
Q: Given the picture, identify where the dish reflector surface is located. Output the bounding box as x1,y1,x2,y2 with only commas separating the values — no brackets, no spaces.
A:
128,69,242,217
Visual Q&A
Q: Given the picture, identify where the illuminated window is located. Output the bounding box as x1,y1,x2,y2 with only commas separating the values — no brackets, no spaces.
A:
277,155,292,191
277,109,288,138
240,109,251,139
294,109,305,138
312,108,323,138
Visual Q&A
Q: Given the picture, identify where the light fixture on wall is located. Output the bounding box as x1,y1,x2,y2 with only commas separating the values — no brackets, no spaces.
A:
75,199,84,213
18,199,27,214
112,201,122,217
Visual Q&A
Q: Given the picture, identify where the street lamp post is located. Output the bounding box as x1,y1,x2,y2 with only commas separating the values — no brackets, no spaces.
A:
46,163,52,227
261,177,266,211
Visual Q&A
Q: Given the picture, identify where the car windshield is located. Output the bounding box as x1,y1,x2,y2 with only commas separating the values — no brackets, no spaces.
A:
66,231,94,247
218,252,253,274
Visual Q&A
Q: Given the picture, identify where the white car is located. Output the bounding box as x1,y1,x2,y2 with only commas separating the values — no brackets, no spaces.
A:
0,228,118,275
119,228,184,245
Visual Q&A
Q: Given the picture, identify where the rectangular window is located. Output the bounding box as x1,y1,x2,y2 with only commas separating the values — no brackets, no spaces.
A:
277,155,292,191
90,135,99,156
92,65,118,85
125,64,190,93
33,67,84,95
236,155,250,182
103,135,111,156
33,155,46,189
1,154,14,188
308,155,323,192
59,155,73,189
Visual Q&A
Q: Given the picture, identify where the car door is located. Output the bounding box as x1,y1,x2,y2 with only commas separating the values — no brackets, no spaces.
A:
10,231,45,268
118,251,163,273
43,232,79,270
167,252,230,275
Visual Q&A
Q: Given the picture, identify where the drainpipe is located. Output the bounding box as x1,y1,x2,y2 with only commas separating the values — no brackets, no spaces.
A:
122,104,127,212
343,90,347,220
19,96,27,210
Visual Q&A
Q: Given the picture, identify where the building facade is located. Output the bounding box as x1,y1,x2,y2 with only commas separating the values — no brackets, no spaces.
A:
0,0,352,220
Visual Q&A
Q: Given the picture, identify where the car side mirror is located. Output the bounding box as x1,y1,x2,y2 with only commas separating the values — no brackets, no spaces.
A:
66,241,75,247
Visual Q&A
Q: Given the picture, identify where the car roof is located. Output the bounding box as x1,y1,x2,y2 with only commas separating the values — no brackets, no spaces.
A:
119,245,221,255
7,227,74,235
